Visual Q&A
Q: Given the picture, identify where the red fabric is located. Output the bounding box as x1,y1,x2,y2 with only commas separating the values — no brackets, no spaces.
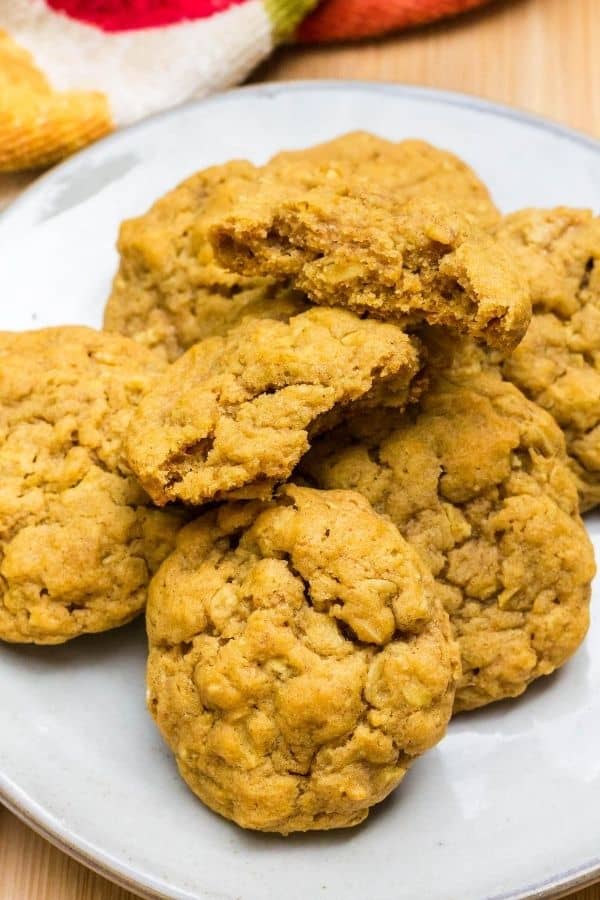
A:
46,0,247,32
298,0,493,42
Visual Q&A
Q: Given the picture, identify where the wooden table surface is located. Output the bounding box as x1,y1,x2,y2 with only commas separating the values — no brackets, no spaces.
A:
0,0,599,897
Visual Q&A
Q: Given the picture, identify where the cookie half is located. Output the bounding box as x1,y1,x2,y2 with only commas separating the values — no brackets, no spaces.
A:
210,170,530,351
147,485,460,833
125,307,423,506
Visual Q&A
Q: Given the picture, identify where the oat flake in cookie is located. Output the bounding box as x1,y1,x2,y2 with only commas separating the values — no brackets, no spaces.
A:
146,485,460,833
0,327,186,644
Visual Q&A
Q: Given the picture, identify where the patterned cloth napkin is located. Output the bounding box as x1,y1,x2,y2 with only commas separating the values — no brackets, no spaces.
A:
0,0,492,172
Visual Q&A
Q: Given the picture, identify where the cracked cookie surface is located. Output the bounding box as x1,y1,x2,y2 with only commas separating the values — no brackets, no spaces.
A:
268,131,500,229
103,160,308,362
210,169,530,352
146,484,460,833
493,208,600,511
300,344,595,711
125,307,423,507
0,327,186,644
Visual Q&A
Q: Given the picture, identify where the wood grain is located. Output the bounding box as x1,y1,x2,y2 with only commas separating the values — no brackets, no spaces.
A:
255,0,600,138
0,0,599,896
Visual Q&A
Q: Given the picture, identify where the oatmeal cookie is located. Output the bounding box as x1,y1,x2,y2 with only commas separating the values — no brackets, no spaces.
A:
104,135,498,361
300,348,595,711
493,208,600,511
210,173,530,351
103,160,308,362
146,485,460,833
0,327,186,645
269,131,500,229
125,307,423,507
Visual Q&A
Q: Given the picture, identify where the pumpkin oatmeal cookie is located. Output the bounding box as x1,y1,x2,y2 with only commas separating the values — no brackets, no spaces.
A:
300,341,595,711
211,182,529,352
493,208,600,511
146,485,460,833
0,327,185,644
104,134,498,362
209,153,530,353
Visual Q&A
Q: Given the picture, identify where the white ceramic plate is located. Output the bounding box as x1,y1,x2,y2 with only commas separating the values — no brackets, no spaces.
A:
0,82,599,900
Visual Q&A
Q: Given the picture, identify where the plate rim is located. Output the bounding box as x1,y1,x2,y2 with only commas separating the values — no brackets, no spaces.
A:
1,79,599,900
2,79,600,233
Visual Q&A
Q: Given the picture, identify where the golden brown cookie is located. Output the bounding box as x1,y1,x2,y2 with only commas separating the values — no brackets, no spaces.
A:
300,346,595,711
103,160,308,362
269,131,500,229
146,484,460,833
104,134,498,362
0,327,186,644
125,307,423,507
492,208,600,511
210,172,530,352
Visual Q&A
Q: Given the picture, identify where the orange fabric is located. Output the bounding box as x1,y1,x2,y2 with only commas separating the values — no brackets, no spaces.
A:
298,0,492,41
0,31,112,172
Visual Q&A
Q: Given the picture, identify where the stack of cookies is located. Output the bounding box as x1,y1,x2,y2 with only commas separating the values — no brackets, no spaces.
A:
1,133,597,835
